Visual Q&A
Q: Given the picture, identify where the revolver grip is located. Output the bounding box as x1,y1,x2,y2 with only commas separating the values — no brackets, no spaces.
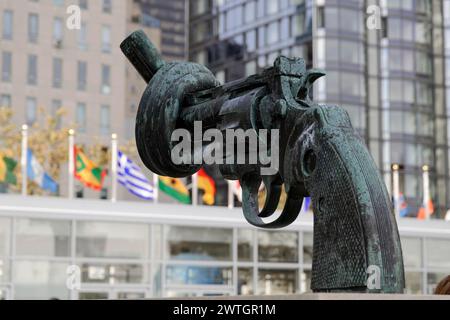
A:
306,132,405,293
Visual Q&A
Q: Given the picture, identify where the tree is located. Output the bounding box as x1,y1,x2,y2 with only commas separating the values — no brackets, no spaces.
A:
0,107,73,195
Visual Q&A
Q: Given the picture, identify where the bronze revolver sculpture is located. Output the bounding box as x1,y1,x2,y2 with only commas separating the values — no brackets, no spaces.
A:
121,30,405,293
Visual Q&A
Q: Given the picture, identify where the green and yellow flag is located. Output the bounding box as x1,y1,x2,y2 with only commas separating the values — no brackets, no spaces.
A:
0,151,17,185
159,176,191,204
74,146,106,191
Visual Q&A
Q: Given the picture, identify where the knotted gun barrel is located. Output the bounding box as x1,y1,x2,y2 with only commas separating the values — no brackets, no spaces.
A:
121,30,405,293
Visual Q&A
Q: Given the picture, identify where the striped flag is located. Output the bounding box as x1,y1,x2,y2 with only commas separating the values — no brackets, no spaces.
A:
117,150,155,200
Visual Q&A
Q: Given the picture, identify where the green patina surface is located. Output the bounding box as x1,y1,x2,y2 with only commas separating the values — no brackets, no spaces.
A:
121,30,405,293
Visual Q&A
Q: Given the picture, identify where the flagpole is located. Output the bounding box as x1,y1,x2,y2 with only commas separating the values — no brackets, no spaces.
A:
422,165,430,220
21,124,28,196
227,180,234,209
68,129,75,199
153,173,159,204
392,164,400,219
192,173,198,206
111,133,118,203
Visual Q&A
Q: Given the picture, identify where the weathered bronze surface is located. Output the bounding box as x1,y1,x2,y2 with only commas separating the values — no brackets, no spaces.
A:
121,30,405,293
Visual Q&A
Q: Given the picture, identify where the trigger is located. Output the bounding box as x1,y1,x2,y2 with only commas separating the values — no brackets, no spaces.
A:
259,174,283,218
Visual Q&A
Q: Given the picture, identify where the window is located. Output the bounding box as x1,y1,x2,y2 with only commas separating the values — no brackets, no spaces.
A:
245,60,257,76
101,25,111,53
266,0,278,15
292,13,305,36
28,13,39,43
166,265,232,286
80,262,146,284
100,105,110,136
258,231,298,263
258,26,266,48
76,102,86,132
257,269,297,295
77,61,87,91
317,6,325,28
1,51,12,82
416,21,431,44
400,237,422,268
226,5,242,31
16,218,71,257
101,64,110,94
166,226,232,261
0,94,11,108
244,1,256,23
102,0,112,13
76,221,149,259
426,238,450,269
53,17,63,45
0,218,10,256
79,0,88,10
27,55,38,85
26,97,37,126
51,99,62,129
77,22,87,50
14,261,69,300
191,0,208,16
2,10,13,40
52,58,63,88
267,21,279,44
280,17,290,40
238,229,253,261
389,110,416,135
246,30,256,52
303,232,313,264
238,268,254,295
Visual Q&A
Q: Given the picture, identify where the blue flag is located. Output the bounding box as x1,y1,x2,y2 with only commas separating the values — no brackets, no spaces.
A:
303,197,311,213
27,149,58,193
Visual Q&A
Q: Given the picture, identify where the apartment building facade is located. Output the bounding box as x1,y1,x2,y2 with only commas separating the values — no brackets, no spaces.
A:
0,0,161,198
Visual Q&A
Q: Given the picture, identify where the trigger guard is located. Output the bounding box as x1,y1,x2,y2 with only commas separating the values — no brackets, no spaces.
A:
259,175,283,218
240,174,303,229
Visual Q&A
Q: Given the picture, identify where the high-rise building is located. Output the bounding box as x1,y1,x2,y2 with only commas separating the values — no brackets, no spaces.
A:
189,0,450,218
189,0,313,81
138,0,188,61
313,0,450,219
0,0,161,198
188,0,313,205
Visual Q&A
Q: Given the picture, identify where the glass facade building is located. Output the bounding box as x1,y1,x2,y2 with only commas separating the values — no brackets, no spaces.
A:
138,0,188,61
189,0,450,219
189,0,313,82
315,0,450,219
188,0,313,205
0,195,449,299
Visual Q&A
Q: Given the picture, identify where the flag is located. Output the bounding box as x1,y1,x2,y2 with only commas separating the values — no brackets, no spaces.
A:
197,168,216,205
159,176,191,204
417,199,434,220
230,180,242,202
398,193,409,217
74,146,106,191
303,197,311,213
0,151,17,185
117,150,154,200
27,149,58,193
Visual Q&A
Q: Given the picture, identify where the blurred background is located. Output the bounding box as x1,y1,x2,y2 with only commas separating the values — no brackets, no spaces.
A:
0,0,449,299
